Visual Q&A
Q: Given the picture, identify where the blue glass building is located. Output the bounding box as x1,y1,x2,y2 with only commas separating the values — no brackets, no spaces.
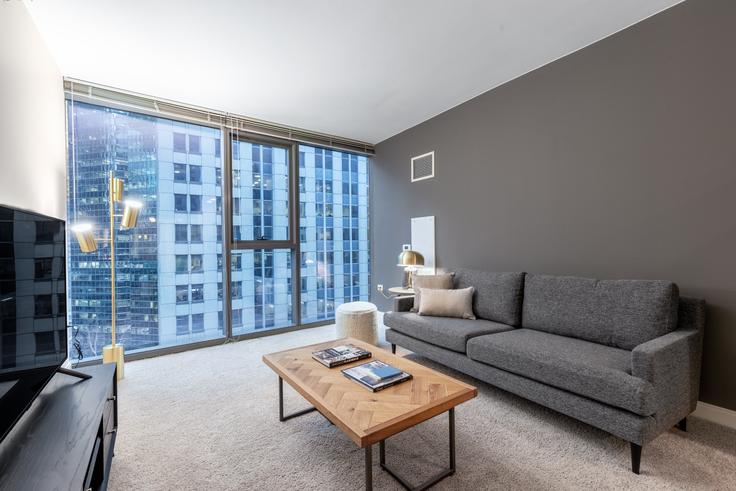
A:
67,101,369,359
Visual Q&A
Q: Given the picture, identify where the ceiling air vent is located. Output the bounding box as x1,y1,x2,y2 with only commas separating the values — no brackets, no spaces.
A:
411,151,434,182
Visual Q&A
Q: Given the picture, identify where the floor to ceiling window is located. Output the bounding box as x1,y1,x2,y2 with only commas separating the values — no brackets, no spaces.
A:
66,100,369,359
67,101,224,358
298,145,370,323
230,137,294,334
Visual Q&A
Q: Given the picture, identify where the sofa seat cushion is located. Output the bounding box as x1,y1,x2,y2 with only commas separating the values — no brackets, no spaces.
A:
383,311,513,353
466,329,655,415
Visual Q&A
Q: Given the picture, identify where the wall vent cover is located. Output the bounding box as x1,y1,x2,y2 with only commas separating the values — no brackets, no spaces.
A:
411,151,434,182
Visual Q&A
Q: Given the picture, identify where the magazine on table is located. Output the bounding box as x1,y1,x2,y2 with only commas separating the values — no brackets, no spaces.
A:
312,344,372,368
342,360,412,392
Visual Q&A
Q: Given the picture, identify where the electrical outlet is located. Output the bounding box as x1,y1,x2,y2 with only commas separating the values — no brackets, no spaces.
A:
377,284,384,292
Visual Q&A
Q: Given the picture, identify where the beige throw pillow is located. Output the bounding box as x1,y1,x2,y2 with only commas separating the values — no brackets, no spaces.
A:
411,273,455,312
418,287,476,319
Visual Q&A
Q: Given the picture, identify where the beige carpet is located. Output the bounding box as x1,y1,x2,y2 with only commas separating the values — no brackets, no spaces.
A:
108,324,736,490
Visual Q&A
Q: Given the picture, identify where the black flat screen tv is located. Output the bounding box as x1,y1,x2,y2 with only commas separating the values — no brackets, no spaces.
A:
0,204,67,442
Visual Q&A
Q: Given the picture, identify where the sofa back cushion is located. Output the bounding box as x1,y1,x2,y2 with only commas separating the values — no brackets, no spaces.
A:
452,269,525,325
411,273,455,312
522,274,679,350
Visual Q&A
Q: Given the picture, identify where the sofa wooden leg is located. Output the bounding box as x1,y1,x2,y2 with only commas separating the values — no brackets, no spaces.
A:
630,443,642,474
391,344,396,354
676,417,687,432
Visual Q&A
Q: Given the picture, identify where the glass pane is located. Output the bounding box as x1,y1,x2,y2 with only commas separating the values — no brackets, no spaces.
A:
298,145,370,323
174,163,186,182
175,224,187,242
189,164,201,183
231,140,289,241
190,224,202,243
231,249,293,335
66,101,225,358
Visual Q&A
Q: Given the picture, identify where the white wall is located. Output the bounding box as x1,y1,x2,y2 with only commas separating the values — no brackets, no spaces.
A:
0,3,66,219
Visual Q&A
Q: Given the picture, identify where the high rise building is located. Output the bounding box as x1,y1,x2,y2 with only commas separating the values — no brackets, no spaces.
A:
67,102,163,357
66,101,369,359
298,145,370,323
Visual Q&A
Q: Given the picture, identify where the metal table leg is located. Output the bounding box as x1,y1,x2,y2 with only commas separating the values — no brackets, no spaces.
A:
365,444,373,490
278,376,458,490
379,408,456,491
278,376,318,422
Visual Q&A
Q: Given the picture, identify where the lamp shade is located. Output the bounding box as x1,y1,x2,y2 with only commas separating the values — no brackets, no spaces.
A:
71,222,98,253
111,177,125,203
121,199,143,229
397,250,424,267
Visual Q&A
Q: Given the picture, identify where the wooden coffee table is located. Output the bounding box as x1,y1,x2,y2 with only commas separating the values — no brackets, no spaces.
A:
263,338,477,490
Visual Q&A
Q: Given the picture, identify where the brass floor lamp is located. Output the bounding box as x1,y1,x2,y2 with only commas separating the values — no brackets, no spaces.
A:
71,171,142,380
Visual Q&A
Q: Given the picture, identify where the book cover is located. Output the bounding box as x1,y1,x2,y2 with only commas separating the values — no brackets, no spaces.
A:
311,344,371,368
342,360,412,392
372,365,402,380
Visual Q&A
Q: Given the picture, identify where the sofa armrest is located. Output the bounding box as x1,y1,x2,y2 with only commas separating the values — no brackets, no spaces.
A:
393,295,414,312
631,297,705,417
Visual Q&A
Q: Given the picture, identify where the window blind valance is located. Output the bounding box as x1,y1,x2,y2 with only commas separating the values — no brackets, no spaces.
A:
64,78,375,156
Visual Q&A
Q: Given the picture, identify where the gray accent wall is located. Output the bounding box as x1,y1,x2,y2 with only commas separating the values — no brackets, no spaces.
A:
371,0,736,411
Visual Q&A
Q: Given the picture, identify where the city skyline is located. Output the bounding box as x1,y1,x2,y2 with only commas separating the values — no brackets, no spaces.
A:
66,101,369,359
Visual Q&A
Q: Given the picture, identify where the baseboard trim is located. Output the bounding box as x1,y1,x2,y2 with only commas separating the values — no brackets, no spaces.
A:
693,401,736,430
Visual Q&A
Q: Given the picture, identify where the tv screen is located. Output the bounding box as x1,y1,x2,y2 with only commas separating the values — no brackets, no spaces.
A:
0,204,67,442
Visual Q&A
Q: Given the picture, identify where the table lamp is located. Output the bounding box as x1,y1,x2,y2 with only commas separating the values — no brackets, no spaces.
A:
397,249,425,290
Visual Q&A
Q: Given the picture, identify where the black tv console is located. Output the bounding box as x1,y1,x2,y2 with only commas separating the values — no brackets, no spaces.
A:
0,364,118,490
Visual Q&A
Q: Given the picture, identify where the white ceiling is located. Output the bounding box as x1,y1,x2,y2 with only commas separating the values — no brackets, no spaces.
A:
26,0,682,144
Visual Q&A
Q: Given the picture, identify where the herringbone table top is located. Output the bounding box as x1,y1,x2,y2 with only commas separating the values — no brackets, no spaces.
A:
263,338,477,447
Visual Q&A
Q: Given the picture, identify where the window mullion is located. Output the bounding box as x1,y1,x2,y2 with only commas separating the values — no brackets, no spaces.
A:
290,142,302,327
222,129,233,340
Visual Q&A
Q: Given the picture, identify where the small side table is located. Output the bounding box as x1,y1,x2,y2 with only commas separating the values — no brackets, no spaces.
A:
385,287,415,313
388,287,414,297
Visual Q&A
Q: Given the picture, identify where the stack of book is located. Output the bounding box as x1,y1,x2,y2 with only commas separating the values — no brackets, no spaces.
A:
311,344,371,368
342,360,412,392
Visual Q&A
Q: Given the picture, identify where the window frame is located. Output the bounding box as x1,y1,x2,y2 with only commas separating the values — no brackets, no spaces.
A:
175,284,189,304
189,194,202,213
175,224,188,243
175,254,188,274
188,134,201,155
176,314,189,335
225,132,302,337
190,254,203,273
229,133,296,251
174,193,188,212
190,283,204,303
223,133,370,336
191,312,205,333
65,96,371,361
173,162,187,182
190,224,203,243
189,164,202,183
173,132,186,153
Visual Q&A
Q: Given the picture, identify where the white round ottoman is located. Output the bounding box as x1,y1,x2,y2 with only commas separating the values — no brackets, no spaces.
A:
335,301,379,345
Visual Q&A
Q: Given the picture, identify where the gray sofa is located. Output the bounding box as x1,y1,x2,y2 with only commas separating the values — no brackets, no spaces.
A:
383,269,705,474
